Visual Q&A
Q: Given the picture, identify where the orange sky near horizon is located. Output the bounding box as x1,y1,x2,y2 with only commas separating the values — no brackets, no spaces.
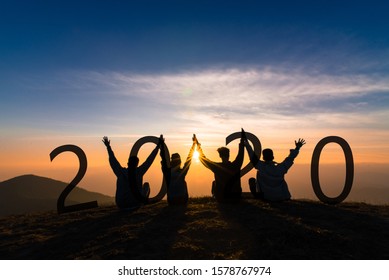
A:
1,129,388,200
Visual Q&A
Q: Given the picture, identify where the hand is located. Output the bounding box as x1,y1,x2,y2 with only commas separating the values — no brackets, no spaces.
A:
295,138,306,149
102,136,110,147
195,136,202,151
158,134,165,147
194,134,200,146
241,128,247,142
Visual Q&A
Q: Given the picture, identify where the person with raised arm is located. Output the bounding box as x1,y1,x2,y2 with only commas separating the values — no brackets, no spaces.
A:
102,136,162,209
160,135,197,205
242,129,306,201
196,130,245,203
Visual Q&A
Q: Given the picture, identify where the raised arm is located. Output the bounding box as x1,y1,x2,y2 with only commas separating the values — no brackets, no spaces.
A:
195,136,204,159
158,135,171,187
102,136,123,177
138,135,161,175
242,129,259,166
182,135,197,174
279,138,306,172
288,138,306,161
233,130,245,166
196,137,216,171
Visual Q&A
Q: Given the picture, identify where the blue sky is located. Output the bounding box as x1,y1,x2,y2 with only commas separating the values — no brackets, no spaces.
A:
1,1,389,199
1,1,389,71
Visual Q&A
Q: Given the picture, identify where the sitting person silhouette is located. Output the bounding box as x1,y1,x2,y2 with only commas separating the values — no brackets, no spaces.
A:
196,130,245,202
160,135,196,205
102,136,161,209
243,131,306,201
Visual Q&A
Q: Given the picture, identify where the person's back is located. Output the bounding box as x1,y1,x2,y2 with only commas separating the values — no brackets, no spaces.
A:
244,137,305,201
103,136,159,209
197,136,244,202
167,166,189,204
211,160,242,200
114,166,142,209
255,151,297,201
160,135,196,205
103,142,142,209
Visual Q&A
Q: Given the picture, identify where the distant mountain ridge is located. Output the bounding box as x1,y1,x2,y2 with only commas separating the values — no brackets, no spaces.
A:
0,174,114,216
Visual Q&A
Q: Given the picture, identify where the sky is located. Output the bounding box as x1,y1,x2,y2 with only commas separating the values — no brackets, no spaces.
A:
1,0,389,203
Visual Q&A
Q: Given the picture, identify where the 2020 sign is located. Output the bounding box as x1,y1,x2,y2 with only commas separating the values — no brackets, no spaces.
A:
50,132,353,214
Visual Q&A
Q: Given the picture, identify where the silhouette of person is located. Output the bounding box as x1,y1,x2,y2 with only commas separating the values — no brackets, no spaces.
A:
160,135,196,205
243,131,306,201
102,136,161,209
196,130,245,202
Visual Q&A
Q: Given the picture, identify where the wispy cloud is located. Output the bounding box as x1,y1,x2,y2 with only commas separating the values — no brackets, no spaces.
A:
11,67,387,140
77,67,389,133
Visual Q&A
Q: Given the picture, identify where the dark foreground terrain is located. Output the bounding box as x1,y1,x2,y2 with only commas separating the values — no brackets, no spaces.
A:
1,196,389,259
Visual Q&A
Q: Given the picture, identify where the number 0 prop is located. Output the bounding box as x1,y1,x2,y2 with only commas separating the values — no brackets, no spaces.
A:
129,136,170,204
311,136,354,204
50,144,98,214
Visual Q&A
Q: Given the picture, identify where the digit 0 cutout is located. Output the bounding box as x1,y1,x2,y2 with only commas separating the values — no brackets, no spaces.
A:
226,131,262,177
50,144,98,214
130,136,170,203
311,136,354,204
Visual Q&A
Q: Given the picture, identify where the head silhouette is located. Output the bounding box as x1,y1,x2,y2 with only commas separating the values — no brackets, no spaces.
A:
217,147,230,162
262,149,274,162
170,153,181,168
128,156,139,169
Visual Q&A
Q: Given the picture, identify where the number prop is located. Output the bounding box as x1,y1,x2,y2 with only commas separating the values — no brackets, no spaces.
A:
311,136,354,204
50,134,355,214
226,131,262,177
129,136,170,204
50,144,98,214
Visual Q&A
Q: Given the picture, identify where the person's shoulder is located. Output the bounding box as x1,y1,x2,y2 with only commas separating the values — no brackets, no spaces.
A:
257,160,267,165
223,161,236,169
258,161,277,168
116,167,127,176
213,161,225,168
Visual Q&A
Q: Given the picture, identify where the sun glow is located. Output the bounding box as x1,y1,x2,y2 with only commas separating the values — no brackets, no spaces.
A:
192,150,200,162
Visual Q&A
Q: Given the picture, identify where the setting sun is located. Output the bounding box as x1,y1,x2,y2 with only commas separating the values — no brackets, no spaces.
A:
192,150,200,162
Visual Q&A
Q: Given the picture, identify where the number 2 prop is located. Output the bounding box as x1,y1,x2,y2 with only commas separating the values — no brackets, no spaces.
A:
50,144,98,214
129,136,170,204
226,131,262,177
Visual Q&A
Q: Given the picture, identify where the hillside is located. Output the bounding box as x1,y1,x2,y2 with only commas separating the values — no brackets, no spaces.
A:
1,197,389,259
0,174,114,216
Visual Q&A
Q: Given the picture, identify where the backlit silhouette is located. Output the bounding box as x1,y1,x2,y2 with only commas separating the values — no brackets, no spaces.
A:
160,135,197,205
243,132,305,201
102,136,161,209
196,131,244,202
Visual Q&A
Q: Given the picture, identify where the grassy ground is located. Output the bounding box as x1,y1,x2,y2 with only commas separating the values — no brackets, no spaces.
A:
1,196,389,259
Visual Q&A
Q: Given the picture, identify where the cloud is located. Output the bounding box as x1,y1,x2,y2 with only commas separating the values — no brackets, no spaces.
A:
17,67,385,139
77,67,389,132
